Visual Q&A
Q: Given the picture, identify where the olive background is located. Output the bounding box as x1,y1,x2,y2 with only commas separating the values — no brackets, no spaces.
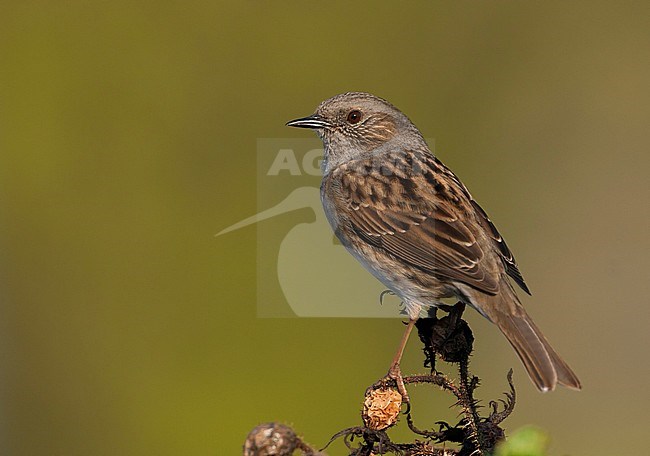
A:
1,1,648,455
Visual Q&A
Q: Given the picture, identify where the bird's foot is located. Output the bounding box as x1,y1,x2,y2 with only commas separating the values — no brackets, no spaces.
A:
388,363,411,414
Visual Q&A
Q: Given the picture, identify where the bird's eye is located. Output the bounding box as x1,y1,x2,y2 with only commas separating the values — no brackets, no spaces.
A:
346,110,362,124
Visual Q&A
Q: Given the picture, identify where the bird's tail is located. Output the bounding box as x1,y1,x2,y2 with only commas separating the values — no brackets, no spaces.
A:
473,281,581,392
495,310,582,391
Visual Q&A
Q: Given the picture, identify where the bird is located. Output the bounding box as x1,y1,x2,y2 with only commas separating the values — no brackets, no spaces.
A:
286,92,581,396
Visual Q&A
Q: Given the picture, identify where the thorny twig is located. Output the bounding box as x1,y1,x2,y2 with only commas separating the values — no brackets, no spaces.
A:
341,303,514,455
246,303,517,456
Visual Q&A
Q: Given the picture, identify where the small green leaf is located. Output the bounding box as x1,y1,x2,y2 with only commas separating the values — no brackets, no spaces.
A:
495,425,550,456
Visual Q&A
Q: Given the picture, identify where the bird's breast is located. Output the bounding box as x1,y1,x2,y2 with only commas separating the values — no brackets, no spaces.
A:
320,175,449,310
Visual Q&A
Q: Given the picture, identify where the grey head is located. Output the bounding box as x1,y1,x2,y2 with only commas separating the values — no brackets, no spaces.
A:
286,92,428,174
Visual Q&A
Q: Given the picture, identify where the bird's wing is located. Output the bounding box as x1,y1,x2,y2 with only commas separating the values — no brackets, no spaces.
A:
333,150,529,295
469,199,530,294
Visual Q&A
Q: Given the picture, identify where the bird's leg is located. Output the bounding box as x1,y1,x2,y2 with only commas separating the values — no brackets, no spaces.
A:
388,318,417,408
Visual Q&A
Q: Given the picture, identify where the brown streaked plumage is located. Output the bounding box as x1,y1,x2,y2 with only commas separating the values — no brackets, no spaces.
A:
286,92,581,393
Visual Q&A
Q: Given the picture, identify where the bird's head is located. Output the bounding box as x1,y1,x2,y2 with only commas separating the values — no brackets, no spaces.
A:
286,92,426,173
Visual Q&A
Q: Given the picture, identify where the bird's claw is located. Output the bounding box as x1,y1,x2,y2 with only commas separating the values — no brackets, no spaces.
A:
388,363,411,414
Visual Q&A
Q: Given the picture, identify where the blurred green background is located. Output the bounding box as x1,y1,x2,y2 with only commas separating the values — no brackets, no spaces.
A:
1,1,648,455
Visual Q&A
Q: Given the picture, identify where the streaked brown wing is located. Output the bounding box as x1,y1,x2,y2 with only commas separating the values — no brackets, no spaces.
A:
470,200,530,294
336,152,503,295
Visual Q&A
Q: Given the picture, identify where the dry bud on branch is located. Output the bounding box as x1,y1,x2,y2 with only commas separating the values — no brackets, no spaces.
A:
362,387,403,430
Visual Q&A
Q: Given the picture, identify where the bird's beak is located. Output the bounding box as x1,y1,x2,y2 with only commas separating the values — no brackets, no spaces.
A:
286,114,329,129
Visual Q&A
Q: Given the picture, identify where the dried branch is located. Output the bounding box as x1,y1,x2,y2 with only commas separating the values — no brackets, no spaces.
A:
244,303,518,456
